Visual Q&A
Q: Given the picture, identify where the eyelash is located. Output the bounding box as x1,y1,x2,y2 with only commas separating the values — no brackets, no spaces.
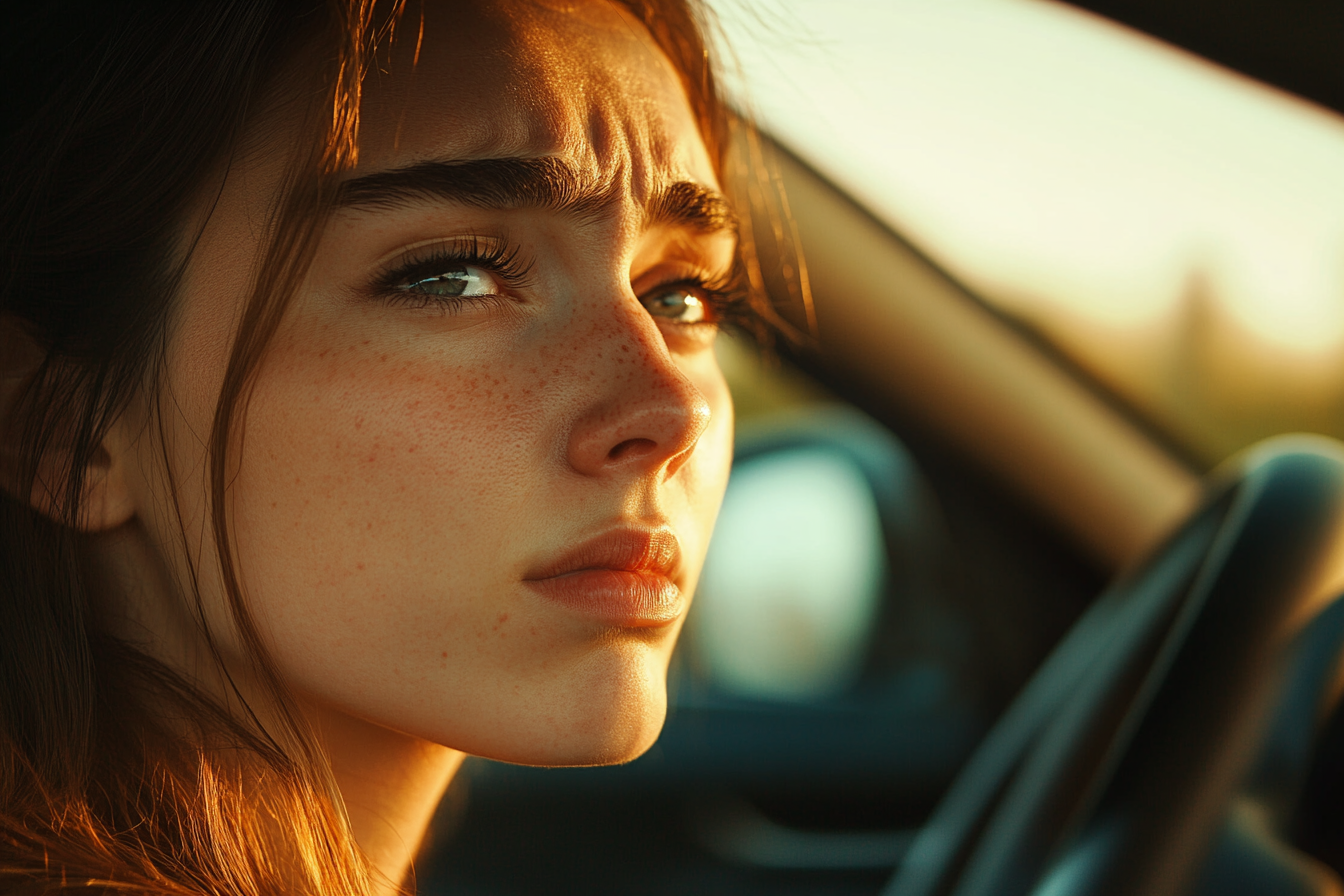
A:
374,236,534,311
372,234,752,328
651,264,752,330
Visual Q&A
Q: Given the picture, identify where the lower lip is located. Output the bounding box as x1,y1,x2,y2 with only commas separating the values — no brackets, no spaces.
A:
524,569,683,627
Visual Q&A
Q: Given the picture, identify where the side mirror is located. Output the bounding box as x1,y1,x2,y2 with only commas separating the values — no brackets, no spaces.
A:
685,407,952,704
691,444,888,701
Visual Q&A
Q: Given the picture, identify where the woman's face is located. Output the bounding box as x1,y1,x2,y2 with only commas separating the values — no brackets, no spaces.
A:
122,0,734,765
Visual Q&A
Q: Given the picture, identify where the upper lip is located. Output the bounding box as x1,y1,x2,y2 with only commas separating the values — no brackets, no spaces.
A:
525,527,681,581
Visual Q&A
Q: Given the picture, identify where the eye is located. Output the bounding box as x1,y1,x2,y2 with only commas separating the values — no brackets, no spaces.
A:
395,264,502,298
643,285,711,324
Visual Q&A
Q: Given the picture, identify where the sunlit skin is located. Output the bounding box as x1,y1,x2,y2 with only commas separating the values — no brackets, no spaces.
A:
83,0,735,889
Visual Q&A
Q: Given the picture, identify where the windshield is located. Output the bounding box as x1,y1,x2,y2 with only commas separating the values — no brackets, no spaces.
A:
711,0,1344,466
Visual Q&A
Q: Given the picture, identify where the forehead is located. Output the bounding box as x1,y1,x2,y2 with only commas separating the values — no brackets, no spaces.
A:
353,0,717,197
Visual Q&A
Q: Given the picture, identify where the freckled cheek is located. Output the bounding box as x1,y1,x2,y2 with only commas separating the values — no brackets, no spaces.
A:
231,345,553,595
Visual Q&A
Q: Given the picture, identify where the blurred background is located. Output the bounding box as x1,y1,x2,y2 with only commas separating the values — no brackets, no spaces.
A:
711,0,1344,466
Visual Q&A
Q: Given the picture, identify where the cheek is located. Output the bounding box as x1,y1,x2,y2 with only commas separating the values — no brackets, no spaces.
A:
232,336,548,609
223,318,616,719
222,334,570,744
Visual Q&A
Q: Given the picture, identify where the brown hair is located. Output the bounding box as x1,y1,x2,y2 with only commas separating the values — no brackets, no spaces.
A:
0,1,750,893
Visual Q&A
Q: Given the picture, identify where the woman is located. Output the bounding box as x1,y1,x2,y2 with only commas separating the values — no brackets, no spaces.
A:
0,0,767,891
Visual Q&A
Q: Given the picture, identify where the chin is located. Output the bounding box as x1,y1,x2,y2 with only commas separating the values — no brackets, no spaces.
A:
565,699,668,768
473,653,672,768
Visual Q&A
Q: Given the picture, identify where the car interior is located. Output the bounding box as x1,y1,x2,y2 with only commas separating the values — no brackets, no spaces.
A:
416,1,1344,894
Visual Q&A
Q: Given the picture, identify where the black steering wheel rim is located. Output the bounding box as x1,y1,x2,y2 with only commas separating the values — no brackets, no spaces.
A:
884,435,1344,896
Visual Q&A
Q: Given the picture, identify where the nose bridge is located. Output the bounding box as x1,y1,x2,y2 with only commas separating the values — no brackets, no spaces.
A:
565,292,712,479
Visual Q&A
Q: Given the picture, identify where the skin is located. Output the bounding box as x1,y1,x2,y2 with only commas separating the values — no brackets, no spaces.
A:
81,0,735,889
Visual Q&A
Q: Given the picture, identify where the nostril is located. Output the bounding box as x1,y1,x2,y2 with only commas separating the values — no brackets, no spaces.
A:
566,372,712,477
607,437,656,462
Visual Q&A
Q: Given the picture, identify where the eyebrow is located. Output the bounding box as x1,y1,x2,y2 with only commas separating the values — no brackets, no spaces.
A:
335,156,738,235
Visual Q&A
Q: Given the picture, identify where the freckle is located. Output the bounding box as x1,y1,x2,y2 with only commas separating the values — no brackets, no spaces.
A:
294,476,302,484
379,354,388,362
367,522,373,529
498,612,509,624
270,502,277,508
354,420,362,430
441,651,448,658
356,562,365,570
361,340,370,346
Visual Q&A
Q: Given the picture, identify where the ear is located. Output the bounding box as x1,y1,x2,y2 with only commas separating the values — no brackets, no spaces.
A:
0,322,137,532
36,433,139,533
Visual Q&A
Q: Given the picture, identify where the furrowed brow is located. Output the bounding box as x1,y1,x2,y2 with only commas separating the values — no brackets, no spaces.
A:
337,156,738,236
336,156,614,218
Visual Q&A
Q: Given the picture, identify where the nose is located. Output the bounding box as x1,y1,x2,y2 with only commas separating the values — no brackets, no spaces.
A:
565,305,712,479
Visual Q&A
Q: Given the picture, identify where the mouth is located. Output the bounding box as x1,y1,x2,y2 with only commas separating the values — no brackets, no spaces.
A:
523,527,684,627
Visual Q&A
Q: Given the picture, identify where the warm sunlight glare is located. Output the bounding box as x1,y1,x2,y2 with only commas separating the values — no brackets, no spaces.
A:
712,0,1344,355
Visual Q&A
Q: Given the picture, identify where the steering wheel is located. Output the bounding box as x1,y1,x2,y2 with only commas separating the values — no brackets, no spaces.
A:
882,436,1344,896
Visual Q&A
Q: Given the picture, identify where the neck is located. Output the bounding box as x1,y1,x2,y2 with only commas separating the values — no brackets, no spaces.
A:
308,704,463,895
